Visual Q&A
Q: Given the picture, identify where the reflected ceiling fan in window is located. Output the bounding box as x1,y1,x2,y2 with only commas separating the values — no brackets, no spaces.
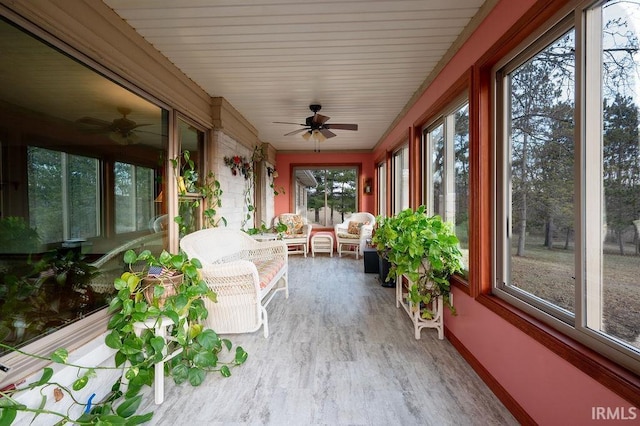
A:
76,107,152,145
274,104,358,149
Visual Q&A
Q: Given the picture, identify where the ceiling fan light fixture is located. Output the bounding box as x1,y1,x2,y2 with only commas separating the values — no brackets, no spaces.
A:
278,104,357,144
109,131,138,145
312,129,326,142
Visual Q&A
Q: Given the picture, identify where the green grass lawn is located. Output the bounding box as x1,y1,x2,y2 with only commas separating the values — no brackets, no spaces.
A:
510,237,640,348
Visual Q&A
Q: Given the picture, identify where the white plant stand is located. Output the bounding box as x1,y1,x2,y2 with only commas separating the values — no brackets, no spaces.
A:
397,274,446,340
125,316,185,404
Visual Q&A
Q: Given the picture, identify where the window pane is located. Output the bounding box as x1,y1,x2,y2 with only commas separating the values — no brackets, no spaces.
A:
393,146,409,213
115,162,154,233
454,104,470,274
591,0,640,349
507,29,576,314
28,147,64,244
430,124,445,217
298,168,357,227
68,154,99,238
115,162,134,233
378,162,386,217
136,167,154,231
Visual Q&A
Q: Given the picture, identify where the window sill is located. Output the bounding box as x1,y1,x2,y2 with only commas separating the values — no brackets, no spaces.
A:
0,309,110,389
451,273,470,295
477,293,640,407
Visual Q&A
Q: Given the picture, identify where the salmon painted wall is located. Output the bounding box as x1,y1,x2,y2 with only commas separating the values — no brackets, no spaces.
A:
446,288,634,425
373,0,638,424
274,151,375,217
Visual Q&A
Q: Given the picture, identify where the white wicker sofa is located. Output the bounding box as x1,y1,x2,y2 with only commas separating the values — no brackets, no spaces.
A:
179,228,288,338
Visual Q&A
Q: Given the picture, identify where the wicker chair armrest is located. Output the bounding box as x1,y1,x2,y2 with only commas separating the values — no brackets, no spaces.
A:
200,260,260,289
245,240,287,262
360,223,374,237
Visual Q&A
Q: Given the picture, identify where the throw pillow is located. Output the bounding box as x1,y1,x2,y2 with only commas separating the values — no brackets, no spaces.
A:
281,214,304,235
348,221,363,235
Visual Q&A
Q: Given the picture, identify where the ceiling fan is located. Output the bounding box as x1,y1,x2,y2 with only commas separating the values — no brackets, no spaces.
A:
274,104,358,143
76,107,151,145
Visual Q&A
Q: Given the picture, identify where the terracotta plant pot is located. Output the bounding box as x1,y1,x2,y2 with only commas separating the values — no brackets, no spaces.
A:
142,273,183,307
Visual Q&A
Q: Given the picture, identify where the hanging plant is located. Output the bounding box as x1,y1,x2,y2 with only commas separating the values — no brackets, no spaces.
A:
223,155,253,180
171,151,226,236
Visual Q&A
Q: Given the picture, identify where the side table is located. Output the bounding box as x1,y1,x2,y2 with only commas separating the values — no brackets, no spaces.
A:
311,232,334,257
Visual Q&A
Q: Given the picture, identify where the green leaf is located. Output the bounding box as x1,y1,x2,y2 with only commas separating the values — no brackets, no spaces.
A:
105,330,123,350
220,365,231,377
121,336,143,355
72,375,89,391
116,395,142,418
108,313,125,329
114,350,127,368
193,351,217,368
124,412,154,425
149,336,164,355
164,310,180,326
50,348,68,364
35,367,54,386
0,408,17,426
235,347,248,365
222,339,233,352
188,323,203,340
125,367,139,381
183,264,198,279
196,329,219,351
187,367,205,386
171,363,188,384
123,250,138,265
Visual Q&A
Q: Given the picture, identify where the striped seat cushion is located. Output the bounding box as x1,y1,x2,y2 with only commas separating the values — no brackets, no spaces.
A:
337,232,360,240
254,258,285,289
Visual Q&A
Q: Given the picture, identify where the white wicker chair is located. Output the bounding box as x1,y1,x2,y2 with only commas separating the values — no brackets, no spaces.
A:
180,228,288,338
273,213,313,257
334,212,376,258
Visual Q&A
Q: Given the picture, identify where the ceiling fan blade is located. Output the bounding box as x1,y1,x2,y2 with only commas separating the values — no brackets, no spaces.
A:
284,128,309,136
324,123,358,131
273,121,305,126
319,128,336,139
129,123,152,130
76,117,112,127
313,114,330,125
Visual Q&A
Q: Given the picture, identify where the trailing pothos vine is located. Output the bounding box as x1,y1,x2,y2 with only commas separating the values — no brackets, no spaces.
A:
171,151,226,236
0,250,247,425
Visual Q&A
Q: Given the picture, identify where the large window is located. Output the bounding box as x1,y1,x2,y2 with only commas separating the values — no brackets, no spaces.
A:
392,145,409,214
495,0,640,373
296,167,358,227
422,101,470,274
0,16,168,362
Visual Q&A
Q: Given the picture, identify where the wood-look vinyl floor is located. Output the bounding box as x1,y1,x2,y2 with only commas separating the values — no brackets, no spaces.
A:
140,254,519,425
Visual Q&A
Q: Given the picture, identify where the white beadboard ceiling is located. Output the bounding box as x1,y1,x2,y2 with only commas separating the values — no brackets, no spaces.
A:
103,0,488,151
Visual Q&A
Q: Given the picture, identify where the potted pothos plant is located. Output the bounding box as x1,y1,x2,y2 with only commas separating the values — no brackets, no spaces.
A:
372,205,464,318
0,249,247,425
